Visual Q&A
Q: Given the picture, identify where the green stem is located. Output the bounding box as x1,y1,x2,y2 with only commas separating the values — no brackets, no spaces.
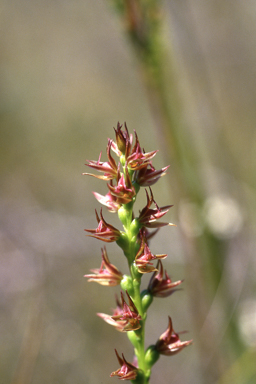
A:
120,197,151,383
130,269,149,383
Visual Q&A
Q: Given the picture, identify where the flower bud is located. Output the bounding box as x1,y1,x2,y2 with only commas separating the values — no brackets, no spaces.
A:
118,205,129,226
116,232,129,252
141,290,153,312
127,330,139,348
120,275,134,296
84,247,123,286
110,349,139,381
155,316,193,356
145,345,160,368
130,218,141,237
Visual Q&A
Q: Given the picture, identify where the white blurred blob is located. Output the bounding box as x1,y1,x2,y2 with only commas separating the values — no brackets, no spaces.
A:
239,299,256,347
179,201,204,238
203,195,243,238
43,319,86,363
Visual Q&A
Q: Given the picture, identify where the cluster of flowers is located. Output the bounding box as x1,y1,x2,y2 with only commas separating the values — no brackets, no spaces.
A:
84,123,192,382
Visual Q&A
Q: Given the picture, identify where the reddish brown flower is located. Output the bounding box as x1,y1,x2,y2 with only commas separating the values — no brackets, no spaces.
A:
140,227,160,242
85,209,121,242
92,191,120,213
111,291,142,332
112,122,133,157
97,295,126,332
97,292,142,332
84,247,123,286
83,140,118,180
111,123,157,171
148,260,183,297
135,231,167,273
110,349,139,381
138,188,175,228
107,165,135,205
155,317,193,356
126,131,157,171
134,163,170,187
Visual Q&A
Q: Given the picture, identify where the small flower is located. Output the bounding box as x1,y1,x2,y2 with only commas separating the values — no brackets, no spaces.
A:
135,231,167,273
138,188,175,228
155,316,193,356
111,123,157,171
148,260,183,297
110,349,139,381
140,227,160,242
84,247,123,286
111,291,142,331
134,163,170,187
92,190,120,212
98,295,126,332
126,131,158,171
112,122,133,156
97,292,142,332
83,140,118,180
107,165,136,205
85,209,121,242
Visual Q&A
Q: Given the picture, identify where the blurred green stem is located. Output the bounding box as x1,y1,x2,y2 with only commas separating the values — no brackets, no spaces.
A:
111,0,245,382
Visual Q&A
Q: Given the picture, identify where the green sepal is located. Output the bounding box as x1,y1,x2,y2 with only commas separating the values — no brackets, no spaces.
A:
141,290,153,312
120,275,134,296
145,345,160,368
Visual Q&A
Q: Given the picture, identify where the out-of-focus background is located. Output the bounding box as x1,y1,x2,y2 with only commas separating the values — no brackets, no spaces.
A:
1,1,256,383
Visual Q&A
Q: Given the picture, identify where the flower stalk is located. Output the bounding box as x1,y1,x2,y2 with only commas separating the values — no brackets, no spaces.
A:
84,123,192,383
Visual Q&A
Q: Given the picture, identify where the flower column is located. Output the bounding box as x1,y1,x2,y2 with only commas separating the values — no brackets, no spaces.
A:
84,123,192,383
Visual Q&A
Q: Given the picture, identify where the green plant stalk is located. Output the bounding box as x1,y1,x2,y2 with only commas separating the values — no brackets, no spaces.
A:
118,189,151,383
110,2,246,382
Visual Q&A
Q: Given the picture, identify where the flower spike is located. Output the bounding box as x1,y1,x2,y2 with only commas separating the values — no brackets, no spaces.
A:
110,349,139,381
148,260,183,297
84,247,123,286
83,123,192,381
155,316,193,356
85,209,121,242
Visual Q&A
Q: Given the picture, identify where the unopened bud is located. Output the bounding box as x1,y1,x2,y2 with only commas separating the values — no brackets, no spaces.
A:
145,345,160,368
141,290,153,312
130,218,141,237
118,206,128,227
116,232,129,252
120,275,134,296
